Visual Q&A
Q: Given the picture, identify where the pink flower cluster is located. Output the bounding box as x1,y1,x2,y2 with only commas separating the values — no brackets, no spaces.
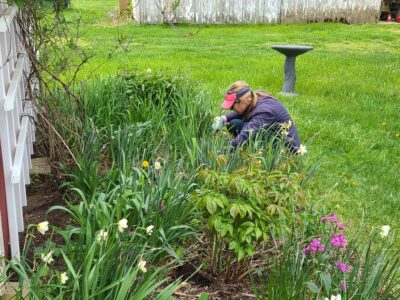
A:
304,238,325,254
331,233,347,249
305,212,352,276
336,261,350,273
321,213,345,230
321,213,338,223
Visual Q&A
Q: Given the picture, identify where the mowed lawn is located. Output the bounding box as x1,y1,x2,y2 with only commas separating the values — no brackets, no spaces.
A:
67,1,400,231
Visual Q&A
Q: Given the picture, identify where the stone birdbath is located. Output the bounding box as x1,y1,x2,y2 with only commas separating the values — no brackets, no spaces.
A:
271,45,313,96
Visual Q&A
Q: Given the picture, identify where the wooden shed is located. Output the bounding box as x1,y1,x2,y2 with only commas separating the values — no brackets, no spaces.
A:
132,0,382,24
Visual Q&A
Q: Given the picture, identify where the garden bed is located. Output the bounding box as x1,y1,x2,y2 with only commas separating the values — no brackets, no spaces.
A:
19,173,66,257
7,69,399,299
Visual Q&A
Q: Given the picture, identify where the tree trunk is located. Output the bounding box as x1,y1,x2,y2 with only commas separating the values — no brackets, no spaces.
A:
119,0,129,13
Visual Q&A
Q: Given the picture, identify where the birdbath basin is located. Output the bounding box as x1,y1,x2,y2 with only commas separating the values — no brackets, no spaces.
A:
271,45,313,96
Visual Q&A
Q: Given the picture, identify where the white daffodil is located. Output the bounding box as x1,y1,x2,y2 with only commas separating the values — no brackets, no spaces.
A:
41,250,54,264
380,225,390,238
297,144,307,156
96,229,108,244
37,221,49,235
154,161,161,170
60,272,69,284
146,225,154,236
324,295,341,300
118,218,128,233
138,260,147,273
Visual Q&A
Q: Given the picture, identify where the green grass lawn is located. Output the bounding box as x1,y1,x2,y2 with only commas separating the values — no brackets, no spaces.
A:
66,0,400,231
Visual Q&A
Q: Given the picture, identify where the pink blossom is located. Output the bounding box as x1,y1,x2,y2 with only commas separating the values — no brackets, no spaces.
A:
321,216,329,222
304,238,325,254
321,213,340,224
329,213,339,223
335,262,350,273
340,282,347,290
331,233,347,249
338,223,345,230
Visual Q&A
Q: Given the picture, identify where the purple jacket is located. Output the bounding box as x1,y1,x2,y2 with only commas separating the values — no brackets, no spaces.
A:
225,95,301,151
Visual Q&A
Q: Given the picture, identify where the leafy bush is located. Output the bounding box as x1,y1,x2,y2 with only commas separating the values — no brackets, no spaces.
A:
191,148,308,282
48,72,213,166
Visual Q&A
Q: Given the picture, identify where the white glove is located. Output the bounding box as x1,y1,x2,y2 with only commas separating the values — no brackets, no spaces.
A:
212,116,226,131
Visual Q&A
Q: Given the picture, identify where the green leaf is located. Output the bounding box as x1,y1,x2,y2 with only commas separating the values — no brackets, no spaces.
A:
37,265,49,277
215,197,225,209
245,244,255,256
229,241,238,251
244,226,255,236
206,199,217,214
115,266,138,300
255,227,262,240
226,223,234,236
237,247,245,261
229,204,239,218
306,281,320,294
220,227,227,237
199,293,209,300
320,272,331,294
213,216,225,233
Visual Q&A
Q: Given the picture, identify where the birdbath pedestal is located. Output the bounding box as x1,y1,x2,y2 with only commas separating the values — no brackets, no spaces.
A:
271,45,313,96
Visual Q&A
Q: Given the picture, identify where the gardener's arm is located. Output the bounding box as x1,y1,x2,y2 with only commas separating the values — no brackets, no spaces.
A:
224,111,240,121
230,111,275,147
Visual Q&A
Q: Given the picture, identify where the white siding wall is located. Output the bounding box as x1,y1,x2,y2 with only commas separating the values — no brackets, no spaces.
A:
133,0,381,24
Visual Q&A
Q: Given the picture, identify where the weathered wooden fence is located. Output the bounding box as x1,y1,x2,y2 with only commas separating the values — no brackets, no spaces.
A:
0,2,35,259
132,0,382,24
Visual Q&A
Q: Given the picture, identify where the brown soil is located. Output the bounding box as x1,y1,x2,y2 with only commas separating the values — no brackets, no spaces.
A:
18,173,67,254
171,263,255,299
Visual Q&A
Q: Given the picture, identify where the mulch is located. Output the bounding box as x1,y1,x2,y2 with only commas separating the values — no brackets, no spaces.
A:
171,262,255,299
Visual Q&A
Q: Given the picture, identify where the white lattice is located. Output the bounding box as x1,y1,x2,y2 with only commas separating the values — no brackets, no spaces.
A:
0,3,35,259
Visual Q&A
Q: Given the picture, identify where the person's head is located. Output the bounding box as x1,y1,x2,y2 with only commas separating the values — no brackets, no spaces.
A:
221,81,267,116
221,81,252,115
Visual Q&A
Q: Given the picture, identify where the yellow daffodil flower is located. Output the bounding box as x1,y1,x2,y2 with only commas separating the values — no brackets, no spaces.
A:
138,260,147,273
41,250,54,264
37,221,49,235
380,225,390,238
146,225,154,235
60,272,69,284
118,219,128,233
96,229,108,244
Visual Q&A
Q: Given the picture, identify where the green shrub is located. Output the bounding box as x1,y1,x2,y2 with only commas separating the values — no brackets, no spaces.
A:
191,148,308,282
47,72,213,166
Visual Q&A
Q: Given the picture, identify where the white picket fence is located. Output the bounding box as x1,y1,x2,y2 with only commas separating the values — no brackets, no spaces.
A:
0,2,35,259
